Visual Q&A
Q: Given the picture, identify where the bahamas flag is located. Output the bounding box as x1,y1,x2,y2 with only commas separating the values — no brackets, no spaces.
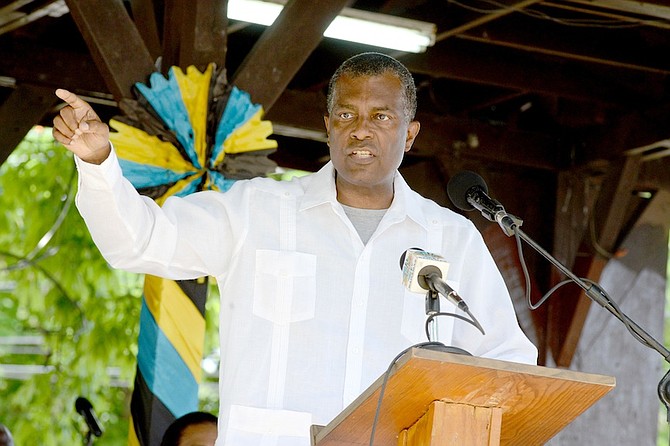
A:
111,63,277,445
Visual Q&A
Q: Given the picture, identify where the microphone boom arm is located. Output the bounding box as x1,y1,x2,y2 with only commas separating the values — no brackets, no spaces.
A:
511,225,670,433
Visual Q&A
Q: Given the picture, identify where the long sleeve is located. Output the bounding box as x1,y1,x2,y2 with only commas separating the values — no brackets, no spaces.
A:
74,148,233,279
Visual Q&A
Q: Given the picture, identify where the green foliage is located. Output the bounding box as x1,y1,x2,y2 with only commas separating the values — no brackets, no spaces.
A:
0,128,144,444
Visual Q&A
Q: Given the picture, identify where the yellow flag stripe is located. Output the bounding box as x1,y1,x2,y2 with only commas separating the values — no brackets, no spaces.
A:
155,171,205,206
143,275,205,381
173,64,214,169
211,109,276,165
110,120,198,173
128,416,140,446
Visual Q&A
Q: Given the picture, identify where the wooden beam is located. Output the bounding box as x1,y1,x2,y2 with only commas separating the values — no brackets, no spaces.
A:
436,0,544,41
128,0,163,60
413,111,563,170
161,0,228,71
231,0,349,111
546,167,603,366
64,0,155,100
585,102,670,163
0,38,108,94
0,0,64,37
400,39,667,107
0,84,59,165
551,154,643,367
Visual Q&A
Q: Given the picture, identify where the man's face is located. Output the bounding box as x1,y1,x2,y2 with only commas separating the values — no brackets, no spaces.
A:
324,72,420,202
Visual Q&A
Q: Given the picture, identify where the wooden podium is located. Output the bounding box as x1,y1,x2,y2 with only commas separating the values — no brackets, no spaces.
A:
312,347,615,445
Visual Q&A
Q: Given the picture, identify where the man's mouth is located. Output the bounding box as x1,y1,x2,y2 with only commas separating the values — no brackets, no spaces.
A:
351,150,373,158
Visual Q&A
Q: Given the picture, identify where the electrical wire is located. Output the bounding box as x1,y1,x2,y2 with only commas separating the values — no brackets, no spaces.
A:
369,302,491,444
447,0,667,29
425,311,486,338
368,342,445,446
512,225,661,354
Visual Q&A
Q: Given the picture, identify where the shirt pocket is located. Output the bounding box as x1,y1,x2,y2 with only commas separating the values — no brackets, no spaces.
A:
253,249,317,324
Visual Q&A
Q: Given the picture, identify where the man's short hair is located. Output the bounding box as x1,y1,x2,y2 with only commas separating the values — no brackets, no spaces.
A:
326,52,418,123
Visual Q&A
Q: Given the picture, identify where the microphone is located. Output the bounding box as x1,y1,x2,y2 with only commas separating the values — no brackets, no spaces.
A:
446,170,521,236
399,248,469,311
75,396,103,437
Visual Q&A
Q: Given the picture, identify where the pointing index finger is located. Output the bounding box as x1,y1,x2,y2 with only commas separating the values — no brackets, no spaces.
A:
55,88,88,109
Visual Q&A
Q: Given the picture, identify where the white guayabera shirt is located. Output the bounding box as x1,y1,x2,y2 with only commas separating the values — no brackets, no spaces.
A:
75,150,537,446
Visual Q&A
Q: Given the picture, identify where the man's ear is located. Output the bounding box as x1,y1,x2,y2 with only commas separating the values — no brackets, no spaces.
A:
404,120,420,152
324,115,330,142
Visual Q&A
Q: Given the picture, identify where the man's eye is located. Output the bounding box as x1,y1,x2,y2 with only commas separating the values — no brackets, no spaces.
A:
338,112,353,119
376,114,390,121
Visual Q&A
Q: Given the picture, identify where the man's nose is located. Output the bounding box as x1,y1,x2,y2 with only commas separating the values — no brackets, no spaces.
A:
350,117,373,139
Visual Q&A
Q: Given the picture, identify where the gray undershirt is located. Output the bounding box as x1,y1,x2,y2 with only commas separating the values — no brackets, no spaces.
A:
341,204,388,244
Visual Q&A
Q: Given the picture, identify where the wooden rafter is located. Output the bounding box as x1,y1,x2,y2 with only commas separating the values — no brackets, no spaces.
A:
548,154,643,367
64,0,155,100
161,0,228,72
128,0,163,60
231,0,350,111
0,84,59,165
0,0,65,37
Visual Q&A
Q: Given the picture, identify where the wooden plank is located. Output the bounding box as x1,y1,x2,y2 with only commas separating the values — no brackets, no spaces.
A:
128,0,162,60
0,38,108,94
400,38,666,107
546,168,602,365
231,0,349,111
161,0,228,71
592,155,643,249
553,155,643,367
315,348,615,446
436,0,543,41
161,0,192,71
399,402,502,445
0,0,63,36
65,0,155,100
0,84,59,165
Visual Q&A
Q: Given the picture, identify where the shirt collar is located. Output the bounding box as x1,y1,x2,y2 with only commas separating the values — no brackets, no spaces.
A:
299,161,432,230
299,162,338,211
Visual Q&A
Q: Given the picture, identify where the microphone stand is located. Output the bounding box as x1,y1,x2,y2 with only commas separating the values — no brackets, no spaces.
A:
84,430,94,446
508,220,670,440
421,289,474,355
425,289,440,342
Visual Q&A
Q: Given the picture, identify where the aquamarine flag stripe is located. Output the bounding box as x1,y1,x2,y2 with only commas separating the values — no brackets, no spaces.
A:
135,70,200,168
119,159,193,189
137,298,199,417
211,86,261,162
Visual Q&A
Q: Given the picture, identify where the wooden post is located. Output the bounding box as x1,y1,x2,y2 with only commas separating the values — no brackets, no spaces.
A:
398,401,502,446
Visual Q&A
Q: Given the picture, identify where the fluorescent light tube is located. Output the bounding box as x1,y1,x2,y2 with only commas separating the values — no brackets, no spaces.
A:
227,0,436,53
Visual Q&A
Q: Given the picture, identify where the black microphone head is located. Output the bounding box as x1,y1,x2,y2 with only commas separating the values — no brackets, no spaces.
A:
75,396,92,414
447,170,488,211
75,396,103,437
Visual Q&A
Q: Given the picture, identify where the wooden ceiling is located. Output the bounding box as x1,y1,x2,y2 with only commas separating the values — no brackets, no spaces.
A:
1,0,669,367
